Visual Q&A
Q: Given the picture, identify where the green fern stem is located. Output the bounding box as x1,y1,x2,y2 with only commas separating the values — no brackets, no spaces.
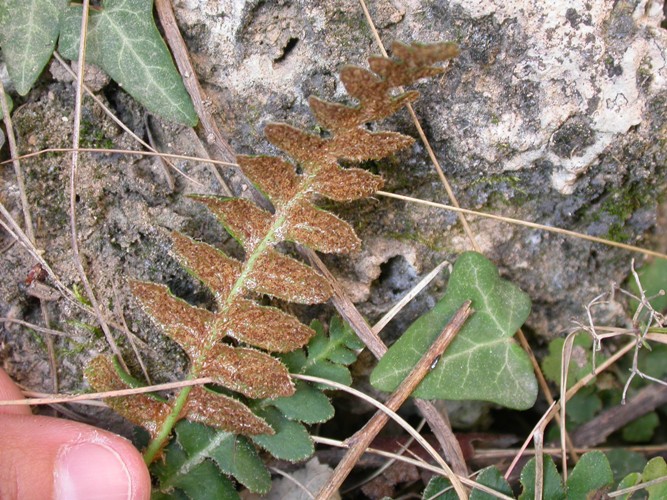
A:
143,384,193,464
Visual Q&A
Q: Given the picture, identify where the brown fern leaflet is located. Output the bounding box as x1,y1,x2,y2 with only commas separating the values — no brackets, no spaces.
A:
86,41,460,457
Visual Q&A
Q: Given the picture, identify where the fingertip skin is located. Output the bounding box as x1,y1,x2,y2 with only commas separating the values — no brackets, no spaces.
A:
0,414,151,500
0,368,150,500
0,369,31,416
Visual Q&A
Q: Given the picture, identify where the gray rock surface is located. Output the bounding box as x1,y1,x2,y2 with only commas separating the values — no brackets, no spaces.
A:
0,0,665,410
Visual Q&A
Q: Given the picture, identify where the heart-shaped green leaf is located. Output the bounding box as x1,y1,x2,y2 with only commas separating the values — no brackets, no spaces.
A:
0,0,67,95
59,0,197,125
371,251,537,410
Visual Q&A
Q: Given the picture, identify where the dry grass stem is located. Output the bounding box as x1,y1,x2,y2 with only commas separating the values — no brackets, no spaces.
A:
372,260,449,335
0,376,214,407
68,1,126,371
155,0,235,195
533,429,544,500
0,317,78,338
378,191,667,260
358,0,478,249
608,475,667,498
268,467,316,499
312,439,512,499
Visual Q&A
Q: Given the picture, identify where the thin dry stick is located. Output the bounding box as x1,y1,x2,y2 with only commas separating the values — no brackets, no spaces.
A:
0,81,33,242
315,301,472,500
298,375,473,500
559,330,580,481
313,435,445,475
357,0,478,248
533,429,544,500
372,260,449,335
154,0,236,194
0,207,148,345
503,401,558,481
0,207,76,301
379,191,667,260
342,419,427,494
2,147,238,169
608,475,667,498
269,467,316,499
313,437,514,500
112,281,152,384
305,248,469,475
0,376,214,407
479,444,667,461
68,0,126,371
3,145,665,261
0,318,78,338
144,115,175,191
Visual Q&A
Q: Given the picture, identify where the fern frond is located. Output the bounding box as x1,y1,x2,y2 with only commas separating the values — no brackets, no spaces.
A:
85,41,459,482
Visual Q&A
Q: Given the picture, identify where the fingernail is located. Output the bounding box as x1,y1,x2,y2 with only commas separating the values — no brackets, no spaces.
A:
54,441,132,500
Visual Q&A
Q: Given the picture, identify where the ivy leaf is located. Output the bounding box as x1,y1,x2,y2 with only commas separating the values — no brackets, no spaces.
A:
567,451,613,498
0,0,67,95
371,251,537,410
59,0,197,125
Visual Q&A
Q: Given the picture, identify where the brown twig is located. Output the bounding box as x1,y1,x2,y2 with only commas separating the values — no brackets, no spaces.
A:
571,383,667,448
154,0,235,195
316,301,473,500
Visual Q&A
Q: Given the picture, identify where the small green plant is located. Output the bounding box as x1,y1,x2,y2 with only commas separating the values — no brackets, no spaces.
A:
0,0,196,125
